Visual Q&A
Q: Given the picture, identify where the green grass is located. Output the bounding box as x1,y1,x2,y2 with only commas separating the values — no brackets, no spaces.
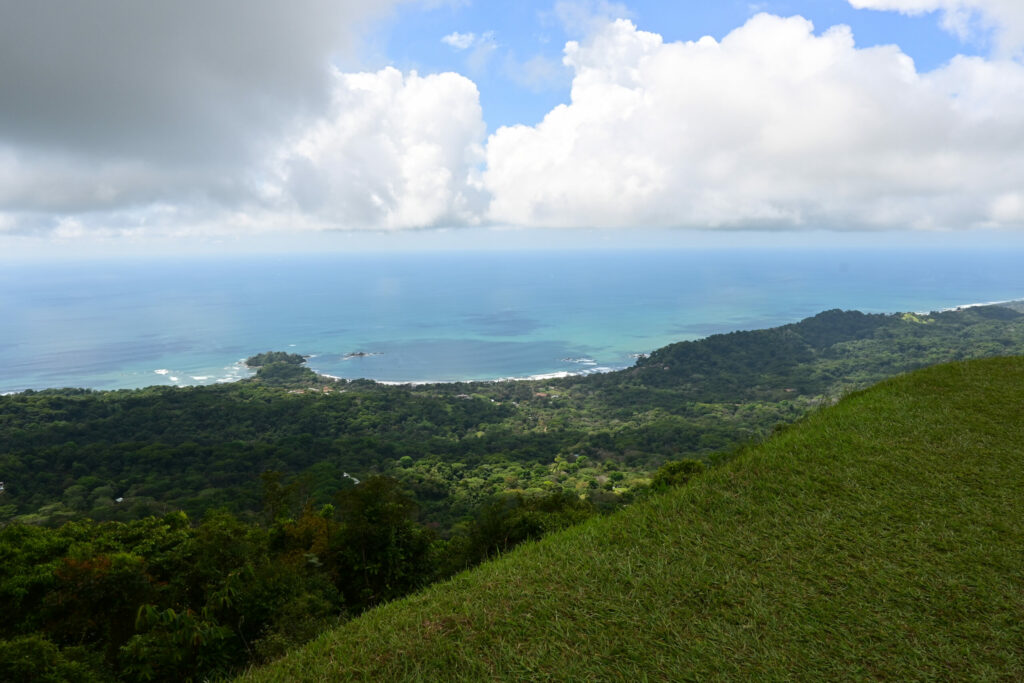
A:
241,358,1024,681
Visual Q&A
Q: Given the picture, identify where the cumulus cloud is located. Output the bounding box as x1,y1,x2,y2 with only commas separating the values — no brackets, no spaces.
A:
483,14,1024,230
848,0,1024,56
4,4,1024,239
277,67,487,230
442,32,478,50
0,0,491,235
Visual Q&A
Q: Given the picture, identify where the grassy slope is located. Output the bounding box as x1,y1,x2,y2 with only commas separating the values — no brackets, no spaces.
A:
242,357,1024,681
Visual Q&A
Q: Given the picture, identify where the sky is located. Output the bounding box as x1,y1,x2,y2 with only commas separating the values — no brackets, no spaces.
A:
2,0,1024,258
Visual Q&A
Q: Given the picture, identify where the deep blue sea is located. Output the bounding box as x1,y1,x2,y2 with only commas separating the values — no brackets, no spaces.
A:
2,248,1023,393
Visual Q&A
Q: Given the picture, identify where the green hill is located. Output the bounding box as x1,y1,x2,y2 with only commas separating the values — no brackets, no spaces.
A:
241,357,1024,681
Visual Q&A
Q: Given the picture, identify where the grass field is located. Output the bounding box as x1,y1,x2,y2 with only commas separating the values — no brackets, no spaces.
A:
241,357,1024,681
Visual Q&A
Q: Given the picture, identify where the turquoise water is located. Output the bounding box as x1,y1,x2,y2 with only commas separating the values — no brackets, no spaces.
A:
2,248,1023,392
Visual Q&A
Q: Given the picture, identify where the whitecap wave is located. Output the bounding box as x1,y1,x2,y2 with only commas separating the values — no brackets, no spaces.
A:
154,369,170,375
517,371,574,381
295,361,625,386
939,299,1020,313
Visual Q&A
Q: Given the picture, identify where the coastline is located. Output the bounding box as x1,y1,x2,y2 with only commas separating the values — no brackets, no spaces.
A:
937,298,1022,313
211,297,1024,388
326,365,624,387
5,297,1023,395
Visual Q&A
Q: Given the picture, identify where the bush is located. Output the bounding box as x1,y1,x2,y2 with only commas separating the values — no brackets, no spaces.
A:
649,460,704,491
0,635,105,683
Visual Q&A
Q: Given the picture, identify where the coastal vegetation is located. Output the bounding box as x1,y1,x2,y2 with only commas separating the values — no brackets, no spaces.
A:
245,352,321,387
1,305,1023,680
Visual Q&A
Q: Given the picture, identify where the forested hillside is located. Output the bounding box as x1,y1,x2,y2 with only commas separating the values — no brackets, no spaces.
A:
1,305,1023,681
3,305,1021,530
243,357,1024,681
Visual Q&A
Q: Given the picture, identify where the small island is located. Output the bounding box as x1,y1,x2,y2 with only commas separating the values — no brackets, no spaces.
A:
343,351,382,359
244,351,308,367
245,351,324,387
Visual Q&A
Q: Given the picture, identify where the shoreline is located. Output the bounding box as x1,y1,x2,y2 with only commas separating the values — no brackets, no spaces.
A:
937,298,1021,312
321,365,624,387
0,364,624,395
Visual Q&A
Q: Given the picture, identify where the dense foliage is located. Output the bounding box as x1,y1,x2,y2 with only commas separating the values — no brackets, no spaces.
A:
244,352,308,367
6,306,1021,531
2,305,1023,680
244,353,319,387
0,480,609,682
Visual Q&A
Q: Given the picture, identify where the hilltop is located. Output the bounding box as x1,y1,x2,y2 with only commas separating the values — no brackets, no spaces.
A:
242,357,1024,681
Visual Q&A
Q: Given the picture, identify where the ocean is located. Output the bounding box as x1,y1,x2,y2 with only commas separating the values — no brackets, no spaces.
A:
2,247,1023,393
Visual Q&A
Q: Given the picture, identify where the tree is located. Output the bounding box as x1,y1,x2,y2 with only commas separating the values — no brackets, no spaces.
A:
329,477,434,609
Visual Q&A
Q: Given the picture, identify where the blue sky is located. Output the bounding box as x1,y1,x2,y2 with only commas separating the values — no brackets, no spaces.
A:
0,0,1022,257
369,0,977,131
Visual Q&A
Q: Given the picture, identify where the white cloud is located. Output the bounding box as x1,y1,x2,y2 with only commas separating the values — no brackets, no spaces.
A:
0,63,489,237
442,31,477,50
0,0,490,237
483,15,1024,230
4,6,1024,239
277,67,487,230
441,30,499,74
848,0,1024,56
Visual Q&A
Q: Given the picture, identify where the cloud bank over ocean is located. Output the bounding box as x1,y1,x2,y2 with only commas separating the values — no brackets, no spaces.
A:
1,0,1023,240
